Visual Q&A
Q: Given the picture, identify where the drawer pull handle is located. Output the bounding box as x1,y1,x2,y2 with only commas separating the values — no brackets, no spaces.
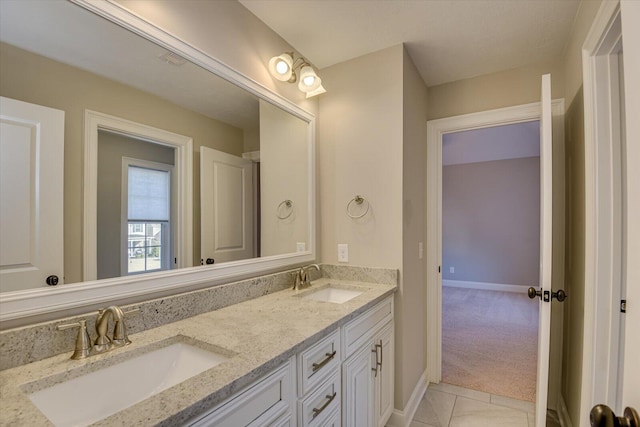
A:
312,392,337,418
312,350,337,372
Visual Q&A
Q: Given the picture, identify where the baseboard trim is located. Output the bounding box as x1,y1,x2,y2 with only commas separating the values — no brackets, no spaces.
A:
443,279,529,293
557,394,573,427
386,369,428,427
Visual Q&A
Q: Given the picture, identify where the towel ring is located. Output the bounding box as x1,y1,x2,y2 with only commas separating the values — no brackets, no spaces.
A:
346,195,370,219
277,199,293,219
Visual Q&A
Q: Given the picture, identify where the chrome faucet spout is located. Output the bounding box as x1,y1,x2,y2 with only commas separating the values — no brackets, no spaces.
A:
293,264,320,290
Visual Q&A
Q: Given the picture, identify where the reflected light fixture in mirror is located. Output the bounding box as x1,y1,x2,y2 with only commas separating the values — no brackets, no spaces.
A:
268,52,326,98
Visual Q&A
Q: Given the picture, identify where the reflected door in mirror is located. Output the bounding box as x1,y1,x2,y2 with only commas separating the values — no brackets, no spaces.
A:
0,97,64,291
200,147,254,264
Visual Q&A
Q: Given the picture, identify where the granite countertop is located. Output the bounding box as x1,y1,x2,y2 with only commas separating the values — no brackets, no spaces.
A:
0,278,396,426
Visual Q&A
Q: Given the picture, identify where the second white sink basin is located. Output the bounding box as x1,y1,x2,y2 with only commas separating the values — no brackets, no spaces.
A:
28,341,229,427
301,285,363,304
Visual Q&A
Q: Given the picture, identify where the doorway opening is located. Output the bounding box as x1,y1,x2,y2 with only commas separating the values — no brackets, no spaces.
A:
440,121,540,403
426,96,565,426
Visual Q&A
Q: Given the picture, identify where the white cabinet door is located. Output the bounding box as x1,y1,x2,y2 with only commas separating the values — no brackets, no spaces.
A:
0,96,64,292
200,146,254,264
374,322,394,427
342,342,374,427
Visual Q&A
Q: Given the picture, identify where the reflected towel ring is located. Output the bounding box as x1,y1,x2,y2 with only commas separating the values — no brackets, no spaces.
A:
277,199,293,219
346,195,370,219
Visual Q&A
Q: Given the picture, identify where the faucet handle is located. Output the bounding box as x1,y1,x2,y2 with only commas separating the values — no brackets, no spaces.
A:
57,320,92,360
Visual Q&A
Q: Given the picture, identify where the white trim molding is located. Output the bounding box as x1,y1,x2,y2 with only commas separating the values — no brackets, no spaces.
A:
580,1,625,424
386,369,428,427
443,280,529,294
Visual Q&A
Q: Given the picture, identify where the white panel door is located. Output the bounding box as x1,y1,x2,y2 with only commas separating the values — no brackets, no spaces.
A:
534,74,553,427
200,146,253,265
0,96,64,292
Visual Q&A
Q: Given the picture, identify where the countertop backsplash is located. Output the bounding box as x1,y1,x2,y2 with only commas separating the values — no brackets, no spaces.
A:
0,264,397,371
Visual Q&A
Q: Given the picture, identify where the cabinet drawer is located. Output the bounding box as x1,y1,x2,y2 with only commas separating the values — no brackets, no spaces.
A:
299,372,341,427
189,360,294,427
342,296,393,358
298,329,340,396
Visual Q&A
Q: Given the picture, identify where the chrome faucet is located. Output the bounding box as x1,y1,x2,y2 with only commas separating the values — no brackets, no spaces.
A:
293,264,320,290
57,305,136,360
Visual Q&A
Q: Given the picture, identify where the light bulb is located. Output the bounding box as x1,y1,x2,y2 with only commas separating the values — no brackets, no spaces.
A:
275,60,289,75
302,75,315,87
298,65,321,92
268,53,293,81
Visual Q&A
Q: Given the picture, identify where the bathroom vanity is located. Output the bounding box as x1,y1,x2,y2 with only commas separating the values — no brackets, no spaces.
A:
0,274,396,426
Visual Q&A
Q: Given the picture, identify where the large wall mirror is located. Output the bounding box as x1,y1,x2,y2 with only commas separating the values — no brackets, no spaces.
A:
0,0,315,324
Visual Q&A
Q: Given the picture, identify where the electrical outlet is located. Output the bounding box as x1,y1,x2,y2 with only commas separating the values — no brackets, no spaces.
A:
338,244,349,262
296,242,306,252
450,267,455,274
418,242,424,259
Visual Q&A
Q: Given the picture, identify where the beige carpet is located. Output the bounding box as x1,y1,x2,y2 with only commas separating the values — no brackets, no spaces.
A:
442,286,539,402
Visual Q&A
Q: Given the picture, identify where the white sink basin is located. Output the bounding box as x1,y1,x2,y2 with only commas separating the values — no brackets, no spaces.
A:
29,342,228,427
301,286,363,304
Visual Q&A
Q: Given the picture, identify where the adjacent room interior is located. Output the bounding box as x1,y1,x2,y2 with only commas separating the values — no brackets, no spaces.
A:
440,121,541,403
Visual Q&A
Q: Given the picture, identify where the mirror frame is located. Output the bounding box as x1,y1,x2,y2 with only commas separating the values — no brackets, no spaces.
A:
0,0,316,324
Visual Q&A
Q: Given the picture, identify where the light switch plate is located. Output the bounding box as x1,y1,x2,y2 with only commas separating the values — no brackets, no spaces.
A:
450,267,455,274
296,242,306,252
418,242,424,259
338,244,349,262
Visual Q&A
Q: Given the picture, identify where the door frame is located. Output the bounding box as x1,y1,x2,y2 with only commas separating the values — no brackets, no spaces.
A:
83,109,193,281
580,0,627,423
426,99,565,406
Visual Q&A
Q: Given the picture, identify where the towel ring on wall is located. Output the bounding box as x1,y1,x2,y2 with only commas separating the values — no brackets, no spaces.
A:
276,199,293,219
346,195,370,219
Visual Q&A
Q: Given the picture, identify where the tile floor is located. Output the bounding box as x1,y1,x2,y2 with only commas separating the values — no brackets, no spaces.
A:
409,382,543,427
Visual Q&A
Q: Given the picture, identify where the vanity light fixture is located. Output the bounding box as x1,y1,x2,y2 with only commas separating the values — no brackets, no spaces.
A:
268,52,326,98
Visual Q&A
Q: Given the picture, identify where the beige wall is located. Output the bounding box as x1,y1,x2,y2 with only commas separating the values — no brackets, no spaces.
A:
428,60,564,120
318,45,404,268
319,45,406,408
259,100,309,256
563,1,605,105
0,42,244,283
401,47,429,410
318,44,430,411
442,157,540,286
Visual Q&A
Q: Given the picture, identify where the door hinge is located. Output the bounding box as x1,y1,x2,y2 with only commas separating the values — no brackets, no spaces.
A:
438,265,441,273
621,299,626,313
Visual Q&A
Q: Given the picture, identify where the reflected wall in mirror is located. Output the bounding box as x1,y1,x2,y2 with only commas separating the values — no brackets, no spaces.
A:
0,0,312,292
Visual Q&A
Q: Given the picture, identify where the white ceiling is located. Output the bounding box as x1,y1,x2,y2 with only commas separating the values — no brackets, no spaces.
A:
239,0,581,87
443,121,540,166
